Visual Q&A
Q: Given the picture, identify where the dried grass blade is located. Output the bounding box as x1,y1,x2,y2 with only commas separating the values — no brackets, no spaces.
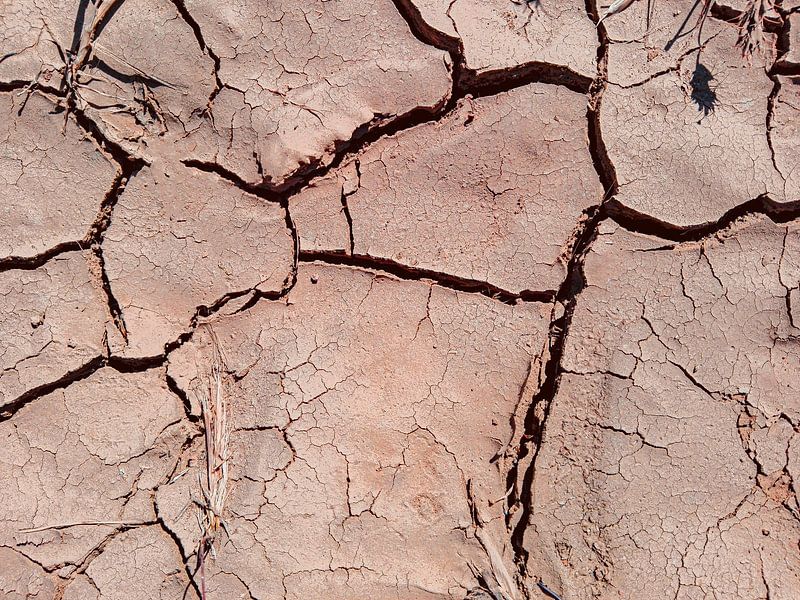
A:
598,0,639,25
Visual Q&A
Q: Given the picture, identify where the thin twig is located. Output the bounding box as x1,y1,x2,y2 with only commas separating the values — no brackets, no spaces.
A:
93,42,184,90
19,520,150,533
599,0,775,61
71,0,126,77
695,0,714,46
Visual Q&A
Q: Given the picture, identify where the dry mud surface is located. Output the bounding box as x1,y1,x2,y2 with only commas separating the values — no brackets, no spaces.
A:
2,1,800,599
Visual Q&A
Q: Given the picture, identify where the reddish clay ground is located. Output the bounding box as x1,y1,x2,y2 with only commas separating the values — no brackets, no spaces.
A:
2,1,800,599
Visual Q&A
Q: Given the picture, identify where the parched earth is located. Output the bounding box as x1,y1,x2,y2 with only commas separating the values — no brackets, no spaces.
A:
1,1,800,599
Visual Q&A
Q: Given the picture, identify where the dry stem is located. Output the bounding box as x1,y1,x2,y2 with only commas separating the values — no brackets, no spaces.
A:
71,0,126,77
193,330,230,600
598,0,776,60
19,520,149,533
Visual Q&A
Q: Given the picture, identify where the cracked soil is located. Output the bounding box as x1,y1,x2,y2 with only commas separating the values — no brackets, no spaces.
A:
2,0,800,598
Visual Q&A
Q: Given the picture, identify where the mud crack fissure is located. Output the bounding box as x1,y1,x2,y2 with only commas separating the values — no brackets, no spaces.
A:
505,205,603,588
180,0,594,201
299,250,556,304
5,0,800,598
501,1,614,590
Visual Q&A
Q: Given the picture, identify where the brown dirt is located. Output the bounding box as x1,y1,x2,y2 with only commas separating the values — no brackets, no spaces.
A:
1,1,800,599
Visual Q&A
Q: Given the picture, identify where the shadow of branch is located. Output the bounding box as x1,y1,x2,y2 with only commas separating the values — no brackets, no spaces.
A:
690,61,717,115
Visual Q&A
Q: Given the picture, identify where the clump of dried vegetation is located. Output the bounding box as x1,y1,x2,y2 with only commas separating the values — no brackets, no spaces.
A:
733,0,774,57
599,0,778,59
193,333,231,600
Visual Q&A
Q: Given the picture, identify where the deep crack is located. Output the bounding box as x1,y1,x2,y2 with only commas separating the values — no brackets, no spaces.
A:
505,205,604,591
298,250,556,305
